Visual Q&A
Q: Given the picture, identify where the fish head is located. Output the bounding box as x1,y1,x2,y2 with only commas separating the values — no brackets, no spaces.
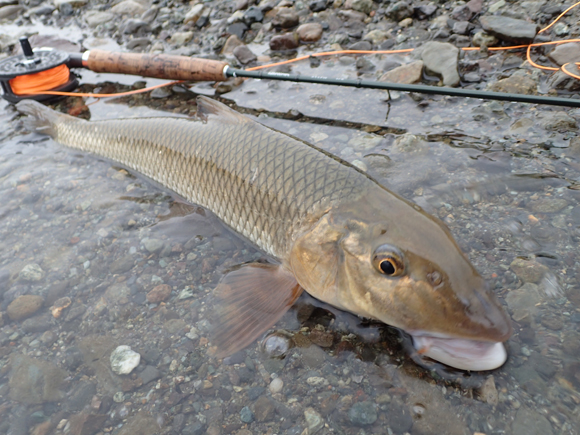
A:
290,190,512,371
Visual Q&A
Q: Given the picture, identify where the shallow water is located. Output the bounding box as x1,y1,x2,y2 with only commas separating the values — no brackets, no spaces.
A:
0,57,580,435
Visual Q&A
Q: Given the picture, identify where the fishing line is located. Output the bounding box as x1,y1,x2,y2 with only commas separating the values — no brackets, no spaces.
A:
0,1,578,105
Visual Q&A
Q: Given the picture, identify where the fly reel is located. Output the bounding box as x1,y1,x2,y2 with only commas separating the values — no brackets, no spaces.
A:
0,37,79,103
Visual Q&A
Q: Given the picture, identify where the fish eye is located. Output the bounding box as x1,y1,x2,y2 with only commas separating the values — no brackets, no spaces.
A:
372,245,404,277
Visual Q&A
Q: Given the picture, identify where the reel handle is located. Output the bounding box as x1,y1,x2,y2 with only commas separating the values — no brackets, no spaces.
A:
85,50,229,82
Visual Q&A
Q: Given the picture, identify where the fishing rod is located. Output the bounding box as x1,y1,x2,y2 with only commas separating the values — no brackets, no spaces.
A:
1,37,579,108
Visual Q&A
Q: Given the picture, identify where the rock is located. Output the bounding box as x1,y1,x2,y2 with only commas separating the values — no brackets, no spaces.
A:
510,258,550,284
116,412,160,435
110,0,146,16
146,284,172,303
348,401,377,426
420,41,460,86
347,0,372,15
363,29,389,45
67,381,97,412
18,263,44,282
9,354,67,404
7,295,44,321
272,8,299,29
269,377,284,394
254,396,275,422
143,238,164,253
304,407,324,433
512,407,553,435
184,3,204,24
243,6,263,25
84,10,115,27
110,345,141,375
233,45,257,64
240,406,254,423
394,133,428,153
21,315,53,333
548,42,580,66
453,21,473,35
385,1,413,21
0,4,22,19
110,256,134,274
489,74,537,95
472,31,498,48
385,401,413,433
477,376,498,406
139,365,161,384
451,5,473,22
414,4,437,20
105,283,131,305
379,60,423,84
164,318,186,334
537,112,577,132
170,31,194,45
222,35,243,54
505,283,541,322
297,23,323,42
122,18,151,36
479,15,538,44
350,41,372,51
269,33,299,51
309,0,326,12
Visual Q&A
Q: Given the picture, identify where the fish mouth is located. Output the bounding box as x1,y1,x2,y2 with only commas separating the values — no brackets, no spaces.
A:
410,333,508,371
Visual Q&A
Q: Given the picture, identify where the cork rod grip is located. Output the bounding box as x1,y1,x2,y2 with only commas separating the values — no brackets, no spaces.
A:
86,50,228,82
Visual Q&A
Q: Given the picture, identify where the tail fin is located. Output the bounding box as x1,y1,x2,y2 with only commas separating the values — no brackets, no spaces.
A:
15,99,61,138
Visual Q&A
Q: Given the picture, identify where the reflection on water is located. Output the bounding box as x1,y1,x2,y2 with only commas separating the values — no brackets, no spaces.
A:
0,80,579,435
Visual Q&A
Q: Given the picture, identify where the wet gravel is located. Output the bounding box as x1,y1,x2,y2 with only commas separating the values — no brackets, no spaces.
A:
1,0,580,434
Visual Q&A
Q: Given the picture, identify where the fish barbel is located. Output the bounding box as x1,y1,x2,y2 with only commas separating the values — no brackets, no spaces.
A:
16,97,512,371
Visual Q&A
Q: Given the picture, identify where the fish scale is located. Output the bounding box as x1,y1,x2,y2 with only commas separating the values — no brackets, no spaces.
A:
20,97,371,259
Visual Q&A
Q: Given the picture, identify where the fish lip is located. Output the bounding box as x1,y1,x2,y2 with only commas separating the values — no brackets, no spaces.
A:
408,331,508,371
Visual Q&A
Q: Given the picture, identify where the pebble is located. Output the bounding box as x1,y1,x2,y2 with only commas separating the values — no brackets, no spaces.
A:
146,284,172,303
272,9,299,29
233,45,257,64
84,10,115,27
304,407,324,434
489,74,537,95
7,295,44,321
143,238,164,253
184,3,204,24
139,365,161,384
479,15,538,44
269,377,284,394
505,283,541,322
385,1,413,21
240,406,254,423
296,22,323,42
110,0,146,16
477,376,499,406
347,0,372,15
18,263,44,282
420,41,460,86
538,112,578,132
510,258,550,283
548,42,580,66
254,396,275,422
472,31,498,48
269,33,299,50
110,345,141,375
348,401,377,426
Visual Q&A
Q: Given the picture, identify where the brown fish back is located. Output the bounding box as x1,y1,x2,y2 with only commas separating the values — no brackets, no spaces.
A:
20,97,373,258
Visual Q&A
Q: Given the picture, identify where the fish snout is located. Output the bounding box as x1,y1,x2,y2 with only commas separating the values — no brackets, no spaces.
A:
464,284,512,342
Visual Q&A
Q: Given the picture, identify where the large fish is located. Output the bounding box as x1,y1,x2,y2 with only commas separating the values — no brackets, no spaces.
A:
16,97,512,371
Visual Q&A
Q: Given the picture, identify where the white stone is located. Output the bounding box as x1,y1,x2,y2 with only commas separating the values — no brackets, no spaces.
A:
110,345,141,375
269,377,284,394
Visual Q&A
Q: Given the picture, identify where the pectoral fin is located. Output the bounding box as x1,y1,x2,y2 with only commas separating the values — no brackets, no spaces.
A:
212,263,303,357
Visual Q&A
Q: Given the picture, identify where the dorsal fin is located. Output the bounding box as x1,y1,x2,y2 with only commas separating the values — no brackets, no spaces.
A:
196,96,251,125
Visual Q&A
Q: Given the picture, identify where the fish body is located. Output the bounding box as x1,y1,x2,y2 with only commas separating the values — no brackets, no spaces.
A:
16,97,512,370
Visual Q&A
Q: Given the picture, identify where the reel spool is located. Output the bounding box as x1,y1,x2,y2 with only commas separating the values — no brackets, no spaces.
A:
0,37,79,103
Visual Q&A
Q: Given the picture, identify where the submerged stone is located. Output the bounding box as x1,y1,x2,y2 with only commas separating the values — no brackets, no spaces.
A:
110,345,141,375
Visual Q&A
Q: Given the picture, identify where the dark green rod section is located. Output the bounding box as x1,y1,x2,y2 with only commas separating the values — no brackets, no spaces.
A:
225,67,580,108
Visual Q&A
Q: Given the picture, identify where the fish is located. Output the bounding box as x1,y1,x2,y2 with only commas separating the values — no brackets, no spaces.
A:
16,96,512,371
